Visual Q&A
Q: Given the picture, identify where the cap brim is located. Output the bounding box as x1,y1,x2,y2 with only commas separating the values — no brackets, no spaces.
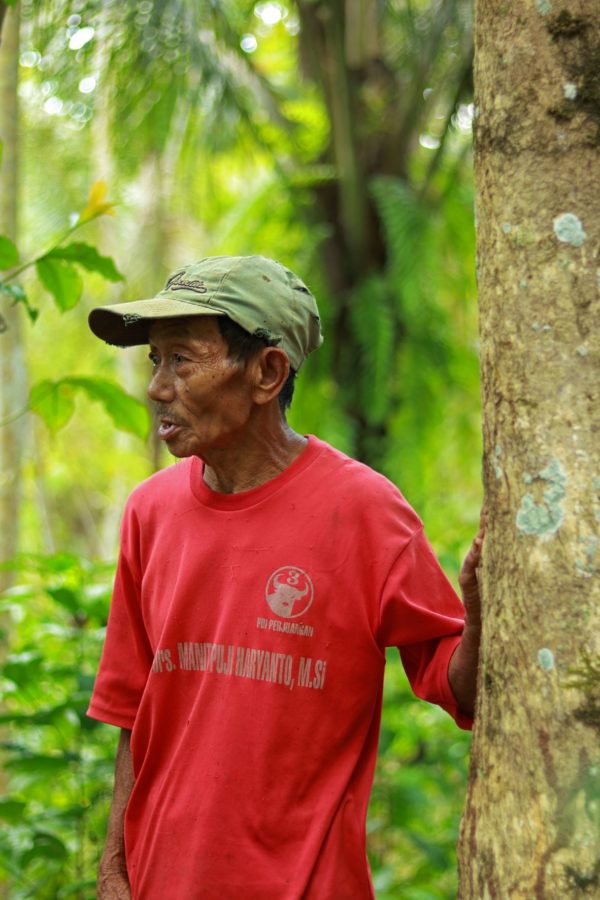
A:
88,298,225,347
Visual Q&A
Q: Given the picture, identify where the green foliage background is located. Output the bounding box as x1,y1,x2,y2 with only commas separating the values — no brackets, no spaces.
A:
0,1,480,897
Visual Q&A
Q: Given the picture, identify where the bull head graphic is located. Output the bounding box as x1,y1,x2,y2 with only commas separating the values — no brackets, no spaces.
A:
266,571,311,618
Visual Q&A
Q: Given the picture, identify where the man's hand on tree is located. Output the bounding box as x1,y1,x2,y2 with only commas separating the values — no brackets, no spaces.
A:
458,507,485,628
448,508,486,717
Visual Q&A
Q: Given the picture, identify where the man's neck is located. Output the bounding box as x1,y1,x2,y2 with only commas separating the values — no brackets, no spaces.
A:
201,422,307,494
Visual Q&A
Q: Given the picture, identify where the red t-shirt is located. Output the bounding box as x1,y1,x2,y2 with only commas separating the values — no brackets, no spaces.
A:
88,436,471,898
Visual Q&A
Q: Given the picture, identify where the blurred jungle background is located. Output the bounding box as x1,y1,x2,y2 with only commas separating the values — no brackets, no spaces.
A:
0,1,480,896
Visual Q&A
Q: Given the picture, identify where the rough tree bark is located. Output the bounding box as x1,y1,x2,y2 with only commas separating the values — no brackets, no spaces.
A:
458,1,600,897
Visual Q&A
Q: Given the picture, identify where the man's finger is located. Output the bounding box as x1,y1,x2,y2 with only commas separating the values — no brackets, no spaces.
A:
459,534,483,585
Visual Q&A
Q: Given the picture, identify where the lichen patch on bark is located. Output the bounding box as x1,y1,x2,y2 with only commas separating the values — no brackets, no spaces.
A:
553,212,587,246
516,458,567,536
538,648,556,670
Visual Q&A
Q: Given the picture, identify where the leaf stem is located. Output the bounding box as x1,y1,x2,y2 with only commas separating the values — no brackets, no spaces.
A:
0,221,81,285
0,404,30,428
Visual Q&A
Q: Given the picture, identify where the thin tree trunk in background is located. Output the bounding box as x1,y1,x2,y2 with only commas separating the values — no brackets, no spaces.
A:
98,150,168,555
93,38,129,559
296,0,473,470
134,152,168,474
0,2,27,584
0,11,25,896
93,4,169,554
459,1,600,896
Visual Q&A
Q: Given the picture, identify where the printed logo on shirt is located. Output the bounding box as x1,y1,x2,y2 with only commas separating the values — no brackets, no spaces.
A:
265,566,314,619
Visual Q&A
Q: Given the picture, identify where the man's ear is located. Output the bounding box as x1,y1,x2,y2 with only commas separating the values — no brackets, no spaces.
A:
251,346,290,406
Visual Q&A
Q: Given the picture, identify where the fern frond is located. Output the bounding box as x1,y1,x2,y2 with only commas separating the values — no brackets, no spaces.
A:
349,275,395,426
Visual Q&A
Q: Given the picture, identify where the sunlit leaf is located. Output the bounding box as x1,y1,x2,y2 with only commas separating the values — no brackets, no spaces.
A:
77,180,117,224
29,380,76,432
66,376,151,439
47,242,124,282
46,586,82,616
27,551,81,574
29,377,150,439
0,235,18,269
35,257,83,311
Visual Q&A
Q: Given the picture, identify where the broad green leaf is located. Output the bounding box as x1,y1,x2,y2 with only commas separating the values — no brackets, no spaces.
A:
0,282,38,322
47,242,124,282
66,376,151,439
35,257,83,311
2,652,44,687
26,551,81,574
29,380,76,432
46,804,89,825
0,703,71,727
5,754,75,774
46,586,82,616
406,829,450,868
0,235,18,269
0,798,26,823
20,831,68,867
29,377,150,439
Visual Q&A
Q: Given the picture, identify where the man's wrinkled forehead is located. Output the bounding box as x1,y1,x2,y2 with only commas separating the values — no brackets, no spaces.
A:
148,315,221,344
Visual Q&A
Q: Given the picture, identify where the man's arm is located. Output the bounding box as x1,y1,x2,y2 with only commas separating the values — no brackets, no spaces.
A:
448,513,485,718
97,728,134,899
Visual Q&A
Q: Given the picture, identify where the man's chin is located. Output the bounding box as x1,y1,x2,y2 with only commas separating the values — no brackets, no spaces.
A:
166,445,192,459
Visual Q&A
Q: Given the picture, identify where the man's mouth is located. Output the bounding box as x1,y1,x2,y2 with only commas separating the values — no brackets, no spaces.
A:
158,416,185,440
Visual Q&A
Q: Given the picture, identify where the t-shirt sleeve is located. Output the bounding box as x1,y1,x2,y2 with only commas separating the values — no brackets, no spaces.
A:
87,501,153,729
379,526,473,731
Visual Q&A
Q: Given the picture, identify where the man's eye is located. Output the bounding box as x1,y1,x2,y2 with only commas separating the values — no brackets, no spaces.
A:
173,353,187,364
149,354,159,367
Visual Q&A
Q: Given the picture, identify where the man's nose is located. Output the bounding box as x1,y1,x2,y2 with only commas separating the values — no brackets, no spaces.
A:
147,365,175,403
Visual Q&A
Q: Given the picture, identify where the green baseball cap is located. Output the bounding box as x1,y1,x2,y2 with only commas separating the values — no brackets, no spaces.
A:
88,255,323,370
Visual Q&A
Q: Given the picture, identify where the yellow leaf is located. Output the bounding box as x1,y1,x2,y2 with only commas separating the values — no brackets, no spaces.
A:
78,180,117,224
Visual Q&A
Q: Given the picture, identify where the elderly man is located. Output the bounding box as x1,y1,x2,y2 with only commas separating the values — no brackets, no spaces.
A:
87,255,483,900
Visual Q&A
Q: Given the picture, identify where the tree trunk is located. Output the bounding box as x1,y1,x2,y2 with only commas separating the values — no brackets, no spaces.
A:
95,43,168,552
0,2,27,584
296,0,473,469
459,2,600,897
0,13,25,896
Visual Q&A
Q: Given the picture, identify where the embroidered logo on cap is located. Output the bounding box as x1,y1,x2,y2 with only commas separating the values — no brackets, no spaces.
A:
165,271,207,293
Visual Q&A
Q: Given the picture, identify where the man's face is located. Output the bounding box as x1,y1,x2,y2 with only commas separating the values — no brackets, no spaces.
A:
147,316,255,458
